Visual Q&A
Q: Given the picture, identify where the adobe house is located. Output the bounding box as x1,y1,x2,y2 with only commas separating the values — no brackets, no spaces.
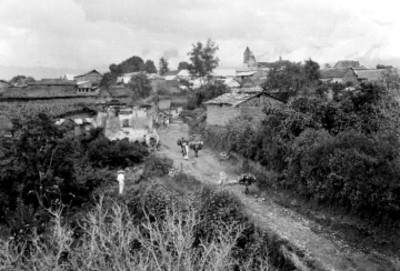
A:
74,70,103,86
76,80,98,95
3,80,76,98
235,70,268,87
352,69,388,84
0,80,12,95
320,68,359,86
203,87,283,126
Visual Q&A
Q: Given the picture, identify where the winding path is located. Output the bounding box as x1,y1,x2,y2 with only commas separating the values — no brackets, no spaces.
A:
157,120,400,271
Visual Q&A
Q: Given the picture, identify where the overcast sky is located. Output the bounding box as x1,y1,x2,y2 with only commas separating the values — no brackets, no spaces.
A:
1,0,400,79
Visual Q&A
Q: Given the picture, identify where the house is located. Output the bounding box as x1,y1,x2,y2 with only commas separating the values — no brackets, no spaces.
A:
203,88,283,126
352,69,388,84
162,70,180,81
224,77,241,88
0,80,12,94
74,70,103,85
235,70,268,87
148,73,166,93
116,71,146,84
320,68,359,86
3,80,77,98
76,80,98,95
108,85,131,98
333,60,361,69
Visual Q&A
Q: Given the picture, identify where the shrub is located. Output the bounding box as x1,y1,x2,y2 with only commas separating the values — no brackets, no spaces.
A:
142,154,173,180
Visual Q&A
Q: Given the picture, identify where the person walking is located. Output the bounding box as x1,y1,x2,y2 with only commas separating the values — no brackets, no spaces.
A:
117,170,125,195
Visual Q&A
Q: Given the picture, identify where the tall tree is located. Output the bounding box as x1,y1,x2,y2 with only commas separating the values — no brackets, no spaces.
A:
159,57,169,75
304,58,321,84
144,60,157,74
187,39,219,86
177,61,190,71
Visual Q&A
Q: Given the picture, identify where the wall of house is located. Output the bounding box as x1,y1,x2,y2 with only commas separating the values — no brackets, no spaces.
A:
206,104,241,126
206,95,283,126
3,85,76,98
342,70,359,86
75,73,102,85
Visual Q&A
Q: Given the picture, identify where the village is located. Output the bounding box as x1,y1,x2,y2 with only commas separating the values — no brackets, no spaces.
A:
1,46,398,143
1,41,400,270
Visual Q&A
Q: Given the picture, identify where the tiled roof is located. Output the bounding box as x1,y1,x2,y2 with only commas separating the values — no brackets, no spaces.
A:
333,60,360,69
203,92,257,107
29,80,75,86
353,69,387,81
231,86,263,93
320,69,349,79
74,69,103,78
235,71,257,77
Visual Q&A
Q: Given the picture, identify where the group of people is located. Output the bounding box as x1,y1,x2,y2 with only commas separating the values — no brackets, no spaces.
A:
177,135,204,160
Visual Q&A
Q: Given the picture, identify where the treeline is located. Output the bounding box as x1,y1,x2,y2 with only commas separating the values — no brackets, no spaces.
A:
0,113,149,235
206,83,400,223
100,56,157,88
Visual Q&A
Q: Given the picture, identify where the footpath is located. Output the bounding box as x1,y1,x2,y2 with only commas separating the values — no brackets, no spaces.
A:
157,120,400,271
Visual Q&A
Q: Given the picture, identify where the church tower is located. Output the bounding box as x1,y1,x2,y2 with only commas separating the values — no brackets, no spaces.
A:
243,47,257,70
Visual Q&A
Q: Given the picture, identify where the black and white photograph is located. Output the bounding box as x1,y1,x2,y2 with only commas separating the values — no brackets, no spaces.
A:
0,0,400,270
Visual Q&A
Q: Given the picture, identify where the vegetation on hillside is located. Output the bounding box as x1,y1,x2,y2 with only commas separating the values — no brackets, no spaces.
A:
204,83,400,224
0,113,149,235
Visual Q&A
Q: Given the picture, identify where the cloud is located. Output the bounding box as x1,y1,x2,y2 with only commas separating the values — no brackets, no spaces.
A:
0,0,400,79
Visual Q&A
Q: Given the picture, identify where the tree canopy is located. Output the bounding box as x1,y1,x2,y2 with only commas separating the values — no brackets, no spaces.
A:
144,60,157,74
9,75,35,85
110,56,145,76
187,39,219,85
262,59,321,99
128,72,152,98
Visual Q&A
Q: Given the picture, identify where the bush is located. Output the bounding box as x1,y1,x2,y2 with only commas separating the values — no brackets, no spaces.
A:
87,137,149,168
142,154,173,180
204,83,400,223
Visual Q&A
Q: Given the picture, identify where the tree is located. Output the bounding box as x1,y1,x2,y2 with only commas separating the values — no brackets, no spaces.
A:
376,64,393,69
187,39,219,86
159,58,169,75
382,69,400,90
144,60,157,74
10,75,35,85
303,58,320,84
177,61,190,70
128,73,152,98
262,61,305,95
100,72,116,88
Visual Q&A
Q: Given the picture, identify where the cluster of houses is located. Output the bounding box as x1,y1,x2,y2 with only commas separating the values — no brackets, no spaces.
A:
0,70,103,99
201,47,399,127
55,102,160,145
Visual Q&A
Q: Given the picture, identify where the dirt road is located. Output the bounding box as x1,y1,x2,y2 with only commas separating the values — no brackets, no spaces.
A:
157,121,400,271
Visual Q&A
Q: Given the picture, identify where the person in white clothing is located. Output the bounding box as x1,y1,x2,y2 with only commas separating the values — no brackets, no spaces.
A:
117,170,125,195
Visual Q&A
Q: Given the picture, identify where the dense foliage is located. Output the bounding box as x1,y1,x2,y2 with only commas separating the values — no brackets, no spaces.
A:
0,179,289,270
127,72,153,98
0,113,149,230
185,81,229,110
206,83,400,223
